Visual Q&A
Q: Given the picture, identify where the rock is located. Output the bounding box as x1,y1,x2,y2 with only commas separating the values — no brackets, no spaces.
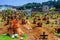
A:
11,34,15,39
14,34,18,37
20,37,24,40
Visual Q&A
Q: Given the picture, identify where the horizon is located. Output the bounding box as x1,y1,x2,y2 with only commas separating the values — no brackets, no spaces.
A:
0,0,49,6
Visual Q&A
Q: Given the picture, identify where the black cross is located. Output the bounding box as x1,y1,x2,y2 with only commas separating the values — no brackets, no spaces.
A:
40,32,48,40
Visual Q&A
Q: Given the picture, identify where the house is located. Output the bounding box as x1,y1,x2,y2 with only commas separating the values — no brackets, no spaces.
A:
42,5,50,12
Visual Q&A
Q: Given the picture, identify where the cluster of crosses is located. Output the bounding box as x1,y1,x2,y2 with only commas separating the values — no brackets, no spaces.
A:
1,11,60,39
2,11,26,24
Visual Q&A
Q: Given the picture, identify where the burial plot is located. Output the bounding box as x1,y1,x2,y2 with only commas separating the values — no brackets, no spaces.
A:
54,20,59,25
57,28,60,33
55,28,60,33
42,16,48,21
37,22,42,27
40,32,48,40
46,20,50,24
37,16,41,20
33,18,36,24
21,18,27,25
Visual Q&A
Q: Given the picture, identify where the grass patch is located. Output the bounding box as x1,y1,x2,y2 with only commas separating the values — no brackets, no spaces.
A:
0,34,28,40
51,30,60,37
0,23,4,27
45,24,49,26
0,35,18,40
28,17,33,22
0,16,2,18
35,13,42,16
22,34,28,40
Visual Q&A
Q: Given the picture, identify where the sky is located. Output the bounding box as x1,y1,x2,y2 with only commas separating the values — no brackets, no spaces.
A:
0,0,49,6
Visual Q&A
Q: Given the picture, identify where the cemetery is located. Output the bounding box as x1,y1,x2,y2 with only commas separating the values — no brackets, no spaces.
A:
0,10,60,40
0,0,60,40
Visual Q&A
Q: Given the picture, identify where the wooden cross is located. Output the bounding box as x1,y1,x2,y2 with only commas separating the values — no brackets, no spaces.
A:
40,32,48,40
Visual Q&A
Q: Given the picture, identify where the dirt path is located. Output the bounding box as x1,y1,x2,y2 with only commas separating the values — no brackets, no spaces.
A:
0,24,59,40
27,27,59,40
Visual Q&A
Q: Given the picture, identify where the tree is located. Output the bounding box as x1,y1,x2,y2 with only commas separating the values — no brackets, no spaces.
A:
5,9,13,14
16,3,42,10
54,0,60,11
50,7,56,11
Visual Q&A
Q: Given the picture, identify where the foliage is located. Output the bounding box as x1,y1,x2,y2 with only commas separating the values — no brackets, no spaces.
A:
5,9,13,14
22,34,28,40
54,0,60,10
51,30,60,37
0,35,18,40
50,7,56,11
16,3,42,10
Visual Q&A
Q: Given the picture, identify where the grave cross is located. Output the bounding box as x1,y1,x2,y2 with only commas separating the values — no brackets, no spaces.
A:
40,32,48,40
